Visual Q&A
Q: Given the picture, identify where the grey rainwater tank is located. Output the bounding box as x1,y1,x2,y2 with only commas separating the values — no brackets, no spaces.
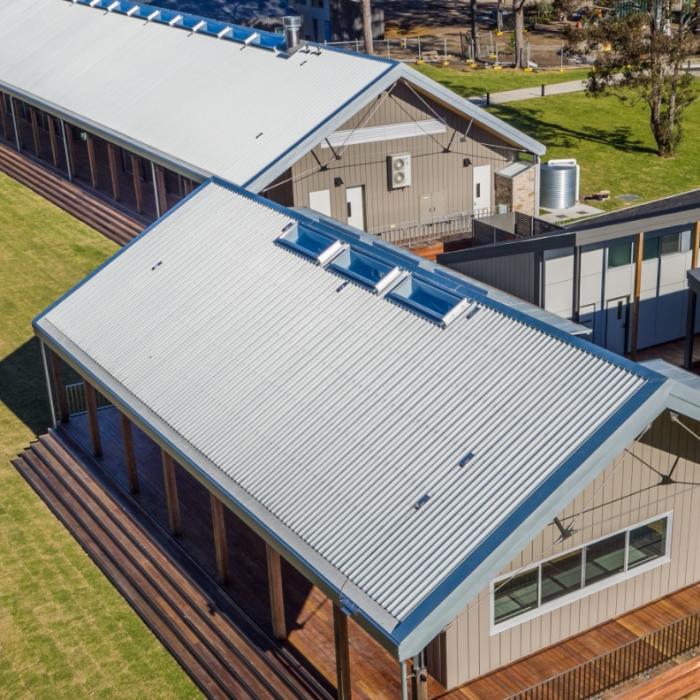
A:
540,159,579,210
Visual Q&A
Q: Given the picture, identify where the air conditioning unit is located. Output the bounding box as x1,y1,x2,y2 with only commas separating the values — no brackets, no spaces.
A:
387,153,412,190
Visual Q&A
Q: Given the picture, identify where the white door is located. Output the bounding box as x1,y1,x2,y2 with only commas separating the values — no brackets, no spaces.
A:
473,165,491,212
346,186,366,230
309,189,331,217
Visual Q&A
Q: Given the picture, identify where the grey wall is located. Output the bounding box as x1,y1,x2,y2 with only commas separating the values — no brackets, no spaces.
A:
265,80,520,235
432,410,700,689
448,251,537,304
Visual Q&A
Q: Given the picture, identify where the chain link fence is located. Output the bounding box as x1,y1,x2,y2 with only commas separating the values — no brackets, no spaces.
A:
323,33,586,70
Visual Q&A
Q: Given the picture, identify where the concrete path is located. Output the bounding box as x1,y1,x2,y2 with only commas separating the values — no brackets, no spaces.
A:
468,62,700,106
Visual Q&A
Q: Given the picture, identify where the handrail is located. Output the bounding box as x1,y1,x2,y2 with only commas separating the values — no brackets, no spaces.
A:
505,607,700,699
371,207,505,246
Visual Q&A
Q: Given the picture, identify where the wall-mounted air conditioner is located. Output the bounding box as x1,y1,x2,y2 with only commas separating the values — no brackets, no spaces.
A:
387,153,411,190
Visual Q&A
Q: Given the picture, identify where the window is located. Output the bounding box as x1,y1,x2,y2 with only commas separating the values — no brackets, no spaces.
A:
492,515,670,629
628,518,667,569
494,568,539,624
643,237,659,261
541,550,582,604
585,532,626,585
660,232,681,256
608,241,633,268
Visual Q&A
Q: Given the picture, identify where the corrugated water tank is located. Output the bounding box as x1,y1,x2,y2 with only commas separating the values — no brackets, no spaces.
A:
540,159,580,210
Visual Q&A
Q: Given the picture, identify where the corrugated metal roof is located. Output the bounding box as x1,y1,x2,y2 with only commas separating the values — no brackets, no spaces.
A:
0,0,391,185
36,180,665,656
0,0,544,191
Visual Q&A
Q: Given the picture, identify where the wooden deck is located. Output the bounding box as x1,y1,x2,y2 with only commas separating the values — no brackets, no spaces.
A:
13,432,326,700
0,140,143,246
56,406,440,700
450,582,700,699
19,403,700,699
635,335,700,373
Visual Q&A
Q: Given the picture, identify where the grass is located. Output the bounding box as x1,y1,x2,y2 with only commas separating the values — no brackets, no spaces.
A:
0,173,199,699
489,88,700,210
419,64,700,210
412,63,591,96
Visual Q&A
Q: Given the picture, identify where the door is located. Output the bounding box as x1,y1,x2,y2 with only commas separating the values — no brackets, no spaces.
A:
606,295,629,355
419,192,447,225
473,165,491,212
346,186,366,230
309,189,331,217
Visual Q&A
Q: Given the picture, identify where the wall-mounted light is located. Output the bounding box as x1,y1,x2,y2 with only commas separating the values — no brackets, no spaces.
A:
334,177,343,187
463,158,471,168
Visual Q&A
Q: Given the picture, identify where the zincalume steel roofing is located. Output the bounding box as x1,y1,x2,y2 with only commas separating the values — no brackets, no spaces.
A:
35,179,682,659
0,0,545,193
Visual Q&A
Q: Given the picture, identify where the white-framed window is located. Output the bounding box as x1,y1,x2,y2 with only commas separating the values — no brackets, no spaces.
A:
490,513,672,634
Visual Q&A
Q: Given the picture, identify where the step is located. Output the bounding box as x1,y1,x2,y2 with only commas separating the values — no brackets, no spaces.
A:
32,438,296,700
0,163,137,245
15,433,328,700
0,157,140,238
40,433,313,699
0,142,143,245
12,451,229,700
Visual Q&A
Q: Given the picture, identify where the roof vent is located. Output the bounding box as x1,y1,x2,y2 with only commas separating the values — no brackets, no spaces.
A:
328,247,404,294
283,15,303,54
388,276,473,327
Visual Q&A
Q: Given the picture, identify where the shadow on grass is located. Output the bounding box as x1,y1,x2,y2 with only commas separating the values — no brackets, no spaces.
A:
489,102,657,155
0,336,50,438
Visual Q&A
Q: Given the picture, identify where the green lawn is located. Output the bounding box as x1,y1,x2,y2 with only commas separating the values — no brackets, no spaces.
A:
413,63,590,96
489,89,700,210
418,64,700,211
0,173,199,699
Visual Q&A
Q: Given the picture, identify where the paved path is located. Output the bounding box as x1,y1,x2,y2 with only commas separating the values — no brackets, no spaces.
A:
468,78,587,106
469,62,700,106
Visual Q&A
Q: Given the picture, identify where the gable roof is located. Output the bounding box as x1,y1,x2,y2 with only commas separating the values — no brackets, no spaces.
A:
0,0,544,193
35,178,694,660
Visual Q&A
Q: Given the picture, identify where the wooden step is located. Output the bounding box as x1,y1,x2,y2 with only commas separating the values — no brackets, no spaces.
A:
0,147,140,245
35,435,302,700
13,434,328,700
0,140,143,246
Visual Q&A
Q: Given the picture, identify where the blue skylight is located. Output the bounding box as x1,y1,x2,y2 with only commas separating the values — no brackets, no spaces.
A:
388,276,471,326
328,248,403,293
276,225,344,265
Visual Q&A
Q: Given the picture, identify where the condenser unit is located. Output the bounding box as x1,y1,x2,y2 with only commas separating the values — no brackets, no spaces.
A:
387,153,412,190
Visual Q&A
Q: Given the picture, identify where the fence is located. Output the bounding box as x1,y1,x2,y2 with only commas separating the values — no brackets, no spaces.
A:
371,207,504,246
65,381,112,416
507,608,700,700
323,34,581,70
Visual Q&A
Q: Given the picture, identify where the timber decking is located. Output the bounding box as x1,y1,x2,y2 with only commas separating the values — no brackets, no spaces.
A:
635,335,700,373
615,654,700,699
57,407,423,700
0,141,143,246
13,431,330,700
450,583,700,699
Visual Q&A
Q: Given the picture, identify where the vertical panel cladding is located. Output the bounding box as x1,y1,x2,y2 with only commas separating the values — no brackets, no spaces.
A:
281,80,516,233
448,253,537,305
444,410,700,688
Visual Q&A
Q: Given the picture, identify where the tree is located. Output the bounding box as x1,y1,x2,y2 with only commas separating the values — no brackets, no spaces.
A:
571,0,699,156
513,0,527,68
361,0,374,55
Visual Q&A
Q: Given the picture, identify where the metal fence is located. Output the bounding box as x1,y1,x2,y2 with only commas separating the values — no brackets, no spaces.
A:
65,381,111,416
507,608,700,700
371,207,504,246
323,34,580,70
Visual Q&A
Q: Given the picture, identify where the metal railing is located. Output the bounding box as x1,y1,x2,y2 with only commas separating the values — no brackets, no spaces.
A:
65,381,111,416
371,207,504,246
506,608,700,700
